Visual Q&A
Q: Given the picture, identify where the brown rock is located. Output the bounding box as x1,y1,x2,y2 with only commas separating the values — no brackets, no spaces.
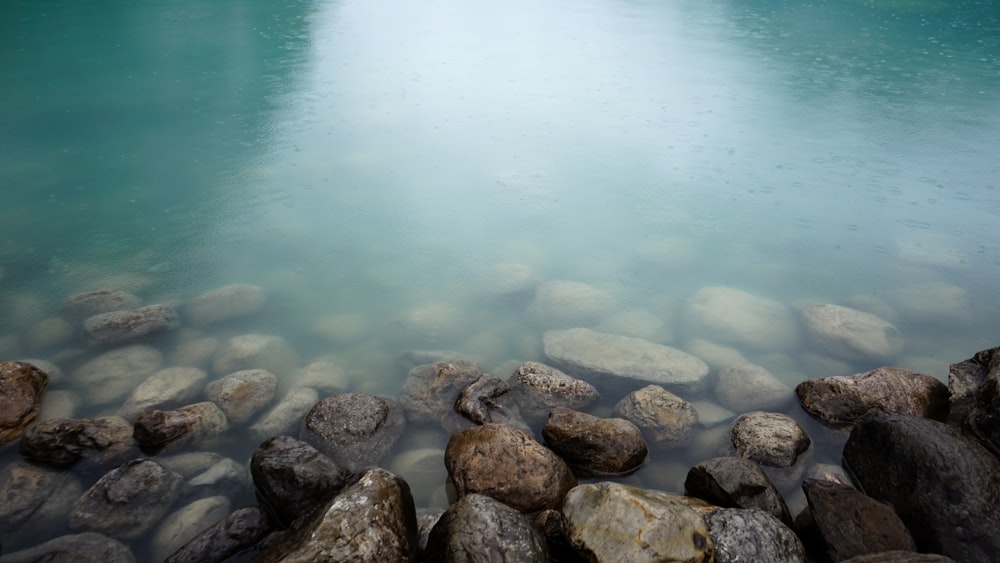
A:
730,411,810,468
204,368,278,426
613,384,699,450
542,407,647,476
400,360,485,424
0,361,48,446
19,416,136,470
133,402,229,456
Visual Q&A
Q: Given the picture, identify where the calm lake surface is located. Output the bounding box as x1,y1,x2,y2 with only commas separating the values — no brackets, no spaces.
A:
2,0,999,556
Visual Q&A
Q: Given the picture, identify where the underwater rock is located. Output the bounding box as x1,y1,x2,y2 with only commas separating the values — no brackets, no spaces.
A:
528,280,617,327
685,456,792,527
19,415,136,470
182,283,267,326
119,366,208,422
730,411,811,469
424,493,549,562
152,495,232,562
684,286,801,353
63,288,142,320
703,507,806,563
399,359,485,425
133,401,229,456
507,361,600,425
613,384,699,450
596,309,674,342
249,386,320,443
211,333,299,377
24,316,74,352
886,281,973,326
299,393,405,471
163,505,275,563
0,461,83,549
799,303,904,363
74,344,164,407
185,457,250,501
0,360,48,446
542,407,647,476
1,532,136,563
715,363,795,413
84,303,180,346
204,368,278,426
281,359,348,396
168,336,220,369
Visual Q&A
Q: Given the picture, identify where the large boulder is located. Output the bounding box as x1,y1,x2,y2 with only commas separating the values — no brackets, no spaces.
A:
508,361,600,424
83,304,180,346
683,286,801,352
0,360,48,446
182,283,267,326
542,407,647,476
424,494,549,562
799,304,904,363
684,456,791,526
399,360,485,424
299,393,405,471
703,507,805,563
613,385,699,450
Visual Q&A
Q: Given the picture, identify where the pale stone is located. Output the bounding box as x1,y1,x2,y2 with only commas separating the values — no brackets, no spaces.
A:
684,286,801,352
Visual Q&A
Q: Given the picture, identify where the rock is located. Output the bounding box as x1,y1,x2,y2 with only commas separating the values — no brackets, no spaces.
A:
685,339,750,373
596,309,674,342
19,415,136,470
561,482,713,562
683,286,801,352
388,448,448,507
250,435,351,527
83,304,180,345
703,507,806,563
453,374,527,429
690,401,736,427
63,289,142,320
507,361,601,424
168,336,220,369
25,317,74,352
445,423,576,513
528,280,617,326
542,407,647,476
311,313,373,345
389,302,468,345
802,478,915,561
38,389,79,420
715,363,794,413
425,493,549,562
840,552,957,562
964,356,1000,456
118,366,208,422
416,507,446,557
484,262,539,299
684,456,791,526
186,457,251,500
613,385,699,449
843,415,1000,562
799,304,904,363
182,283,267,326
399,360,485,424
249,386,320,443
795,367,949,429
0,461,82,547
133,401,229,456
74,344,163,407
152,495,232,562
211,333,298,377
730,411,810,468
886,281,973,326
299,393,405,471
0,532,136,563
0,360,48,446
544,328,710,394
254,468,418,562
163,505,275,563
18,358,64,386
204,368,278,426
282,360,348,396
69,459,184,541
157,451,225,478
947,345,999,425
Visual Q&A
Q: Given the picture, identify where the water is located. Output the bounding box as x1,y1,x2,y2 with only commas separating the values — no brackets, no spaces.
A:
1,0,999,555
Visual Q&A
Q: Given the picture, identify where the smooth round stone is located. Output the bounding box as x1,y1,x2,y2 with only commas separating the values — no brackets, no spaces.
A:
281,360,349,397
83,304,180,346
168,337,220,369
186,457,251,500
508,361,601,424
24,317,74,352
74,345,164,407
37,389,79,420
528,280,617,327
204,368,278,426
299,393,405,471
249,386,320,443
684,339,750,372
157,452,226,478
799,303,904,363
211,333,299,377
684,286,801,352
691,401,736,427
730,411,811,468
119,366,208,422
542,407,647,476
63,289,142,320
182,283,267,326
613,385,699,450
133,402,229,456
484,262,539,298
0,360,48,446
596,309,673,342
152,496,232,562
715,363,795,413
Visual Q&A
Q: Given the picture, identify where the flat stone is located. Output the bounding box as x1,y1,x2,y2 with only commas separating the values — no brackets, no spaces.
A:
182,283,267,326
118,366,208,422
84,304,180,346
542,407,647,476
613,384,699,449
74,344,163,407
0,360,48,446
683,286,801,352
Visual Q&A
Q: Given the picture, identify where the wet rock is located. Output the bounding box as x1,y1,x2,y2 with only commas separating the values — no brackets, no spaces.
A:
255,467,418,563
84,304,180,346
186,457,250,500
715,363,794,412
69,459,184,541
425,493,549,562
843,415,1000,562
445,422,576,513
164,505,275,563
182,283,267,326
802,478,915,561
250,435,351,527
508,361,600,424
796,367,949,429
840,552,956,563
0,461,82,548
528,280,617,326
133,401,229,456
249,386,320,443
562,482,713,562
416,507,446,557
204,368,278,426
542,407,647,476
0,532,136,563
730,411,810,468
282,359,348,396
299,393,405,471
19,416,136,470
484,262,539,300
211,333,299,377
886,281,973,326
151,495,232,562
400,360,486,425
63,289,142,320
0,360,48,446
964,357,1000,456
118,366,208,422
683,286,801,353
544,328,710,393
168,336,220,369
947,345,998,426
684,456,791,526
613,384,699,449
74,344,163,407
453,374,527,429
799,304,904,363
703,507,806,563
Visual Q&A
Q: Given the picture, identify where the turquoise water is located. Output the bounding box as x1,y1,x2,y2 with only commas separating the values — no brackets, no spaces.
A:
2,0,1000,554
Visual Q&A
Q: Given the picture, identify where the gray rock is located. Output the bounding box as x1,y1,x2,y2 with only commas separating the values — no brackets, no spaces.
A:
182,283,267,326
168,336,220,369
703,507,806,563
74,344,164,407
0,532,135,563
204,368,278,426
947,345,998,426
416,507,446,557
544,328,710,393
562,482,713,562
400,360,486,425
684,456,791,526
63,289,142,320
152,496,232,562
613,385,699,449
25,317,74,352
799,304,904,363
730,411,810,468
715,363,794,413
186,457,250,500
843,415,1000,562
282,360,348,396
0,360,48,446
163,505,275,563
69,459,184,541
425,493,549,562
528,280,617,326
249,386,320,443
19,416,136,470
840,552,957,563
118,366,208,422
254,467,418,562
964,357,1000,456
683,286,801,352
453,374,529,430
83,304,180,346
157,451,226,478
211,333,299,377
796,367,949,429
0,462,83,548
133,401,229,456
299,393,405,471
542,407,647,476
508,361,600,424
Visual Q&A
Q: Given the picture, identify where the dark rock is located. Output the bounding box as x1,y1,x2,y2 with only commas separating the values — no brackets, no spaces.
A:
204,368,278,426
454,374,519,425
0,461,82,545
445,422,576,513
83,304,180,345
508,361,600,424
63,289,142,320
0,360,48,446
182,283,267,326
299,393,405,471
965,358,1000,456
802,478,915,561
425,493,549,562
843,415,1000,562
133,401,229,456
613,384,699,450
416,507,446,557
164,505,275,563
947,345,999,425
152,495,233,561
542,407,647,476
69,459,184,541
840,552,957,562
19,416,136,470
730,411,810,468
0,532,136,563
703,507,806,563
796,367,949,429
400,360,485,424
250,435,351,527
684,456,791,526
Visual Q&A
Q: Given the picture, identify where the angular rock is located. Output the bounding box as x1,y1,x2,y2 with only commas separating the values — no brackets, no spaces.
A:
63,289,142,320
19,416,136,470
299,393,405,471
118,366,208,422
0,360,48,446
683,286,801,352
562,482,713,562
74,344,164,407
453,374,528,430
508,361,600,424
542,407,647,476
133,401,229,456
152,495,232,562
796,367,949,429
211,333,298,377
0,532,136,563
843,415,1000,562
730,411,810,468
204,368,278,426
69,459,184,541
947,345,999,425
613,385,699,449
425,493,549,562
445,423,576,513
164,505,275,563
715,363,794,413
83,304,180,346
703,507,806,563
249,386,320,443
400,360,485,424
182,283,267,326
544,328,710,393
799,304,904,363
684,456,791,526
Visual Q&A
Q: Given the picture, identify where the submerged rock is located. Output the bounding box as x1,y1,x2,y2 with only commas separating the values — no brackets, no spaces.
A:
425,493,549,562
211,333,299,377
528,280,617,327
118,366,208,422
74,344,163,407
182,283,267,326
0,461,83,548
63,288,142,320
1,532,136,563
152,495,232,562
299,393,405,471
542,407,647,476
400,360,486,425
204,368,278,426
0,360,48,446
249,386,320,443
715,363,794,413
799,303,904,363
84,304,180,346
684,286,801,353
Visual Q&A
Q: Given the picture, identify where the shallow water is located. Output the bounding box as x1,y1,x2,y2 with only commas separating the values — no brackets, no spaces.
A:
2,0,999,556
